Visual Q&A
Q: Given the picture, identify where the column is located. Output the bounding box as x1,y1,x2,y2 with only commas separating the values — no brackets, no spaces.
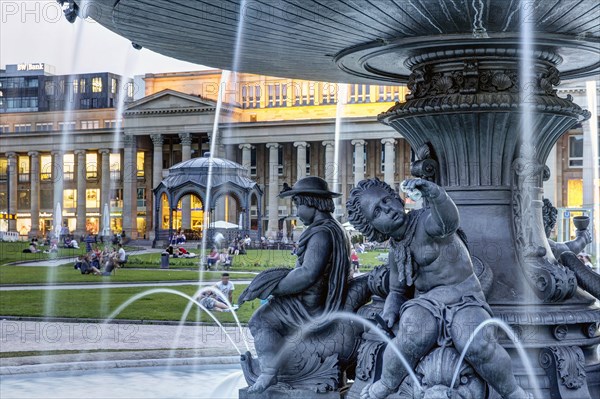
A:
179,132,192,230
75,150,87,236
351,139,367,186
322,140,335,187
381,138,396,187
150,134,164,189
99,149,111,233
51,150,64,227
28,151,40,237
6,152,17,232
266,143,280,237
239,143,252,170
122,135,138,239
294,141,309,180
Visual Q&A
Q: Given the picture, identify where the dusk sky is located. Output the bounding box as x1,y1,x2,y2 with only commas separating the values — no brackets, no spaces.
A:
1,0,208,77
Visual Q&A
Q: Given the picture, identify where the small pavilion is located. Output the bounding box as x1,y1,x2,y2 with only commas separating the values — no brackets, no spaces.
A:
153,153,263,243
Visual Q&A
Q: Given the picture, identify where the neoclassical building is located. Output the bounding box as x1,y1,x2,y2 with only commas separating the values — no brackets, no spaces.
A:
0,66,597,242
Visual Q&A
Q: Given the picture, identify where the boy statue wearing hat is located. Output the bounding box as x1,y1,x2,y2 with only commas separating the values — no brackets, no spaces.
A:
245,176,352,393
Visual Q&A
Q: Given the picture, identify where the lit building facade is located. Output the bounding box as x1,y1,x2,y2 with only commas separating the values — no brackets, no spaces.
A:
0,65,597,242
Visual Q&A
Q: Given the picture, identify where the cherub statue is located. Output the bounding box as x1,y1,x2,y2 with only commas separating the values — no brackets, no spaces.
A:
346,178,530,399
243,176,352,394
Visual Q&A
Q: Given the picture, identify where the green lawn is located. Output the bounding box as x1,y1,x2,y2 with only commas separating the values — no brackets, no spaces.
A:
0,242,87,266
127,249,388,270
0,284,259,323
0,265,256,285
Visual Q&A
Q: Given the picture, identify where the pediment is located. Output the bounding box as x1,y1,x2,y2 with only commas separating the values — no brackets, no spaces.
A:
125,89,217,113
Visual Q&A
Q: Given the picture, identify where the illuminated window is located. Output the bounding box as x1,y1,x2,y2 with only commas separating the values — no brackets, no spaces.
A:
378,85,401,102
64,189,77,209
567,179,583,207
104,119,121,128
63,154,74,181
241,85,261,109
0,159,7,180
72,80,79,94
59,121,76,130
127,82,134,98
81,120,100,129
86,153,97,179
40,155,52,181
14,124,32,133
293,81,314,106
18,155,30,183
110,153,121,180
36,122,53,131
136,151,144,178
568,135,583,168
92,77,102,93
86,189,100,209
349,85,370,103
137,188,146,207
111,78,117,94
322,83,337,104
79,78,87,93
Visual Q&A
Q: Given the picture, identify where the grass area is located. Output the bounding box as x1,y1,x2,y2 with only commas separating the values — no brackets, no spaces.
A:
0,241,87,266
127,249,388,270
0,284,258,323
0,265,256,285
0,241,141,266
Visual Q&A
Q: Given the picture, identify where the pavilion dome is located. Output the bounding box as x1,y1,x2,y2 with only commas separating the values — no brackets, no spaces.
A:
160,153,256,190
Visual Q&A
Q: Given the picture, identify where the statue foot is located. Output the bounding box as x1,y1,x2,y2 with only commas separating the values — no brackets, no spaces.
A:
360,381,396,399
505,386,533,399
247,373,277,394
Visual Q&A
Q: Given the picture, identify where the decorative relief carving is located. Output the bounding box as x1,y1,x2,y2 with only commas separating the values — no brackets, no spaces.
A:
539,346,587,392
511,144,577,302
405,62,561,100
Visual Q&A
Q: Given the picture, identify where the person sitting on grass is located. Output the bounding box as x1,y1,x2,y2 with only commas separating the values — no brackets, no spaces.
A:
75,255,101,275
219,249,232,269
206,247,220,269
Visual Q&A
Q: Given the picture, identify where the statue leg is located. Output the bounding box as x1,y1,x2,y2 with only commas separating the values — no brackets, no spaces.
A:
451,307,532,399
247,306,287,393
362,305,438,399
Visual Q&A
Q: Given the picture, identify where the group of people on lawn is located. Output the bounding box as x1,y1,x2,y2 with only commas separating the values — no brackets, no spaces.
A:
74,243,127,276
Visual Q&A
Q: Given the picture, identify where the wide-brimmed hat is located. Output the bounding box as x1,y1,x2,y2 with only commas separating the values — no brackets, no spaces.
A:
279,176,341,198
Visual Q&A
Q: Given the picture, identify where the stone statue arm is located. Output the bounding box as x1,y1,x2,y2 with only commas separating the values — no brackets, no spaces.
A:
403,178,459,238
548,228,592,259
272,231,332,296
382,250,408,328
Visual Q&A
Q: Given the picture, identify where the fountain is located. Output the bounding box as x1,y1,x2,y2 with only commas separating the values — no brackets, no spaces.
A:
38,1,600,398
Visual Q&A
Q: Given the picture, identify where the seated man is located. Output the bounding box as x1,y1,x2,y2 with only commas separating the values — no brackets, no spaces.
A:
347,178,530,399
214,273,235,305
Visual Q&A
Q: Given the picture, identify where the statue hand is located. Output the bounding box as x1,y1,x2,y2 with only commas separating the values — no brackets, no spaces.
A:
401,178,441,198
381,309,399,329
575,228,592,245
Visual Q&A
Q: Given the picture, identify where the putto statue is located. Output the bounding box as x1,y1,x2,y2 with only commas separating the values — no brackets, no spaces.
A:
346,178,531,399
239,176,353,395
